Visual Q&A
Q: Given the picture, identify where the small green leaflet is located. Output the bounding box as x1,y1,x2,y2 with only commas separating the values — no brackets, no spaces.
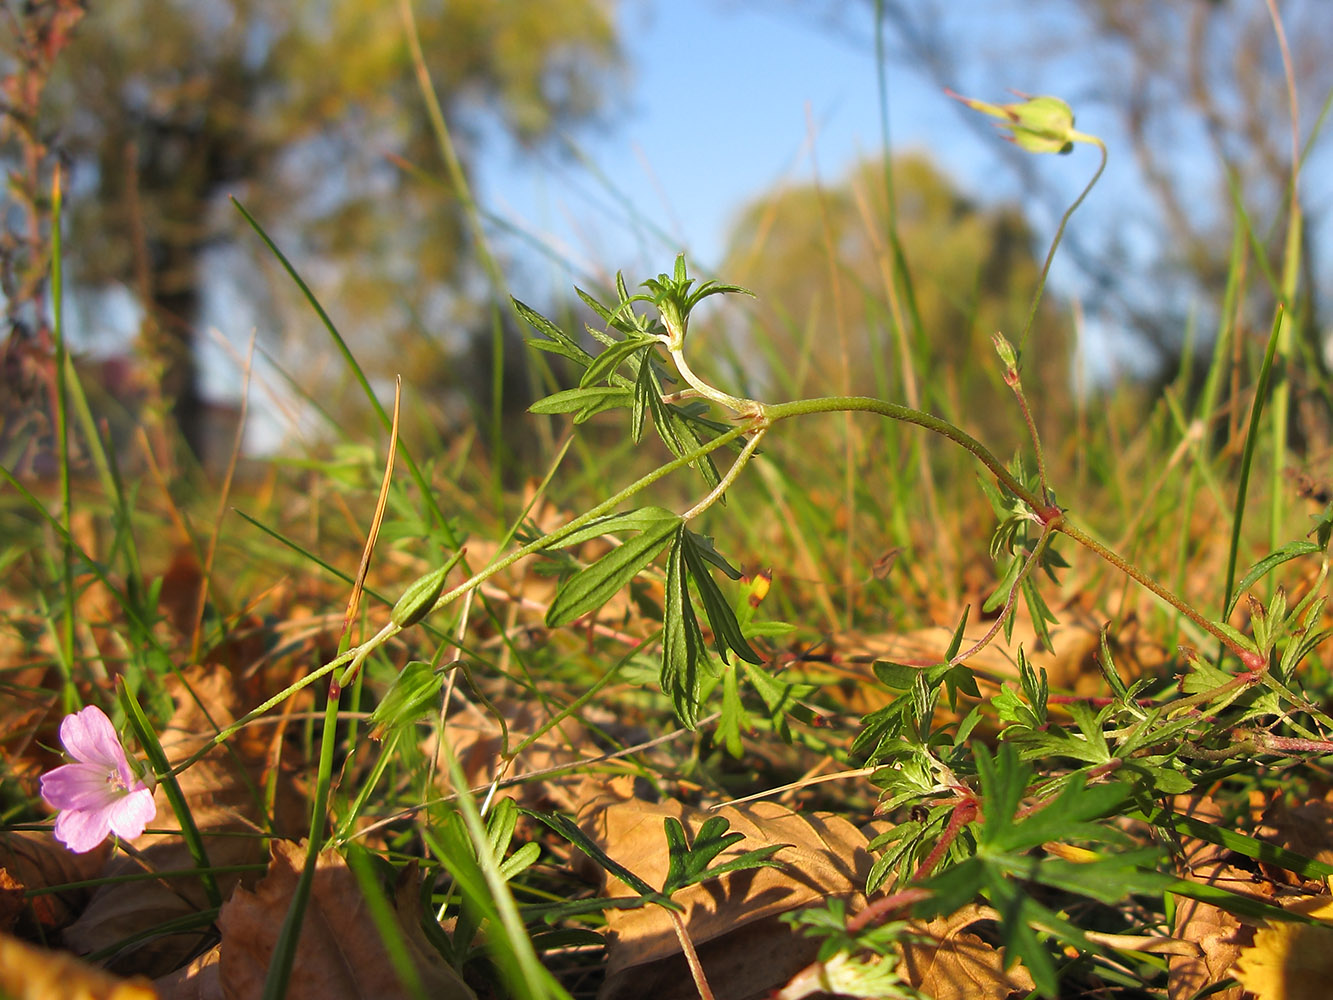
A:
663,527,709,726
546,507,681,627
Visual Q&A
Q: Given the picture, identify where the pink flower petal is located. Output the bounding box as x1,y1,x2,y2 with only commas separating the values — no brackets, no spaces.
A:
39,762,117,811
52,802,112,854
59,706,126,772
105,786,156,841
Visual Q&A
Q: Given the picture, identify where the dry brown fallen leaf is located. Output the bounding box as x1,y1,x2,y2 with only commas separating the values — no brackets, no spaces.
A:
61,664,307,977
774,901,1036,1000
824,602,1167,730
425,698,604,813
899,903,1036,1000
0,830,110,932
1168,793,1266,1000
154,946,221,1000
215,839,473,1000
1255,791,1333,890
578,795,873,1000
0,929,158,1000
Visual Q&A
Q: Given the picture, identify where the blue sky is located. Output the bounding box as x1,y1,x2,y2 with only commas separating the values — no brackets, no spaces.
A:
480,1,1009,283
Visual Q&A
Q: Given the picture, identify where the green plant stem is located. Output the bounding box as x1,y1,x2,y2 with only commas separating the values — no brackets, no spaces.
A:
422,422,753,621
669,908,716,1000
182,423,754,779
664,338,761,417
1017,137,1107,357
763,396,1041,509
1055,518,1259,667
1005,370,1050,505
262,688,341,1000
1220,305,1285,642
51,165,75,708
119,682,221,908
953,524,1057,664
167,646,358,776
681,426,768,521
761,394,1255,667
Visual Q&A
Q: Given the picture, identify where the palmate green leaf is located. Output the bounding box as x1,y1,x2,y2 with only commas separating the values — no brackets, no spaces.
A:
976,745,1131,853
632,353,654,443
661,816,787,894
944,605,970,660
852,701,910,762
744,661,818,744
575,285,635,337
917,758,1147,998
1096,625,1130,700
993,685,1044,731
1141,803,1333,881
1017,650,1049,722
681,530,744,579
663,527,709,726
546,509,681,627
1021,576,1059,649
719,665,749,757
1311,502,1333,550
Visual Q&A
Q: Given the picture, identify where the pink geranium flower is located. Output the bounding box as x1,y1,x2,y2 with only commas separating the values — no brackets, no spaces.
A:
39,705,156,853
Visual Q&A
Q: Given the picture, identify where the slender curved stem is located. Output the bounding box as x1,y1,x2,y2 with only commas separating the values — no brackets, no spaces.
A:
951,524,1057,665
1054,517,1261,667
663,336,762,417
1018,138,1107,357
764,396,1042,509
759,396,1254,669
681,425,769,521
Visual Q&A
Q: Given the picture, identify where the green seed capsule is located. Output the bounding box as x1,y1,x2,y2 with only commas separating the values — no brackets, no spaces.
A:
390,550,464,627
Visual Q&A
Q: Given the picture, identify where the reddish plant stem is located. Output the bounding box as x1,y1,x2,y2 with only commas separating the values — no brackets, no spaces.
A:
670,908,715,1000
1053,517,1263,669
847,887,933,932
912,795,979,882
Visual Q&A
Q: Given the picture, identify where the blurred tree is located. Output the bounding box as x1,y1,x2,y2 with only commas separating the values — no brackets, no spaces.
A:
44,0,622,465
800,0,1330,383
718,153,1069,442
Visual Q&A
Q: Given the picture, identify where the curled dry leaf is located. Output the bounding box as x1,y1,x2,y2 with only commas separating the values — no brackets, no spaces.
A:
0,930,157,1000
1256,792,1333,889
1168,794,1267,1000
62,665,307,977
427,698,622,815
578,795,873,1000
216,839,473,1000
0,829,110,931
899,903,1036,1000
154,945,222,1000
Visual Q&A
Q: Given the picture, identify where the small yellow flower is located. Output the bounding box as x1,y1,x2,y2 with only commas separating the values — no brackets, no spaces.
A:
1233,897,1333,1000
